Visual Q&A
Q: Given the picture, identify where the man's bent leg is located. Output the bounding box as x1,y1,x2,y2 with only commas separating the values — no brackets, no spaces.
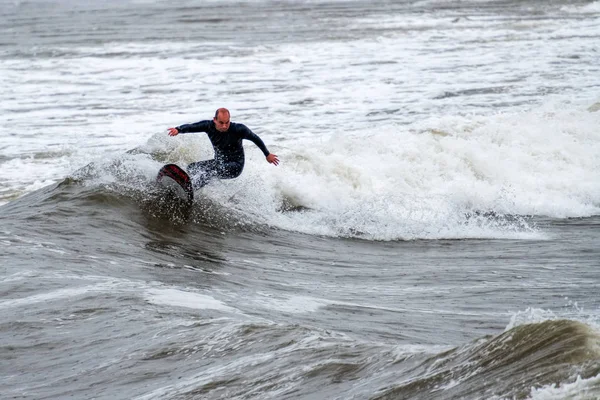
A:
187,160,219,189
216,161,244,180
187,160,244,190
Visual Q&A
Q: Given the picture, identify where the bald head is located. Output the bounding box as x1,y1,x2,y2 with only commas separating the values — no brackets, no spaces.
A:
213,108,231,132
214,108,230,119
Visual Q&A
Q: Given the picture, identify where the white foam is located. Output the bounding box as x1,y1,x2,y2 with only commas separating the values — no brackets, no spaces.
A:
145,288,236,312
253,294,327,314
505,305,600,334
528,374,600,400
504,308,560,331
561,2,600,14
0,284,106,309
200,102,599,240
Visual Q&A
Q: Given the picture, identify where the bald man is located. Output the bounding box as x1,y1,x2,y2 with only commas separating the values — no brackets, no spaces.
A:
167,108,279,189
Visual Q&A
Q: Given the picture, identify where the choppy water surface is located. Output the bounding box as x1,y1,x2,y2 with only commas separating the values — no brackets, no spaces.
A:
1,0,600,399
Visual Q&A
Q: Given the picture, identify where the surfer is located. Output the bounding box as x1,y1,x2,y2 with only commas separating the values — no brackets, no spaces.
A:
167,108,279,189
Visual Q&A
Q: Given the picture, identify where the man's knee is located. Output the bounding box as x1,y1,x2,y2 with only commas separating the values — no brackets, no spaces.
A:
219,162,244,179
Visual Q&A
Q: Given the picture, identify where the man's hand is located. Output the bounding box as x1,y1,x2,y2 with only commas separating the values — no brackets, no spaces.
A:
266,153,279,166
167,128,179,136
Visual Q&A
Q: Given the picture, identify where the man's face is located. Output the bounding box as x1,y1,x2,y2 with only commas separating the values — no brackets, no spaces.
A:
214,113,230,132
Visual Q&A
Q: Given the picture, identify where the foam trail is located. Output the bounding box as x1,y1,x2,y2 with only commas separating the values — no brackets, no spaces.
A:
195,103,600,240
145,288,236,313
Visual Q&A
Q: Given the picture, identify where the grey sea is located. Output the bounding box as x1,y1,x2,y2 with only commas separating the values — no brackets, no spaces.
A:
1,0,600,399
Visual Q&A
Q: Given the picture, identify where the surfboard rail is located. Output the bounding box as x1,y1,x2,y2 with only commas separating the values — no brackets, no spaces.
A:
156,164,194,203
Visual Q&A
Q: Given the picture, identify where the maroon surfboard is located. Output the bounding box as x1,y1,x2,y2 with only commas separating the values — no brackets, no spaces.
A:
156,164,194,203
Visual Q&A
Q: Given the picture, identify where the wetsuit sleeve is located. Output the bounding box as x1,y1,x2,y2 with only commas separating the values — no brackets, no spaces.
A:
176,120,211,134
240,124,270,157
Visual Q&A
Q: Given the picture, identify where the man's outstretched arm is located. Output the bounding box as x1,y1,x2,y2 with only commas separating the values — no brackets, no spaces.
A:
168,120,211,136
242,125,279,166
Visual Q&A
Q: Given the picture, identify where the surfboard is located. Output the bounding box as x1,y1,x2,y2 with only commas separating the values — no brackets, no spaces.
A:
156,164,194,203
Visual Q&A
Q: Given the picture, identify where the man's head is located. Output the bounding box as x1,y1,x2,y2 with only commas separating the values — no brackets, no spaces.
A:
213,108,231,132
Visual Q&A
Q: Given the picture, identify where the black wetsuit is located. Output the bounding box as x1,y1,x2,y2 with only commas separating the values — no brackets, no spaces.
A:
175,120,270,188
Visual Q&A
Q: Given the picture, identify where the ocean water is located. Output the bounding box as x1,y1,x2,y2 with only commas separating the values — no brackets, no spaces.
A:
1,0,600,399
